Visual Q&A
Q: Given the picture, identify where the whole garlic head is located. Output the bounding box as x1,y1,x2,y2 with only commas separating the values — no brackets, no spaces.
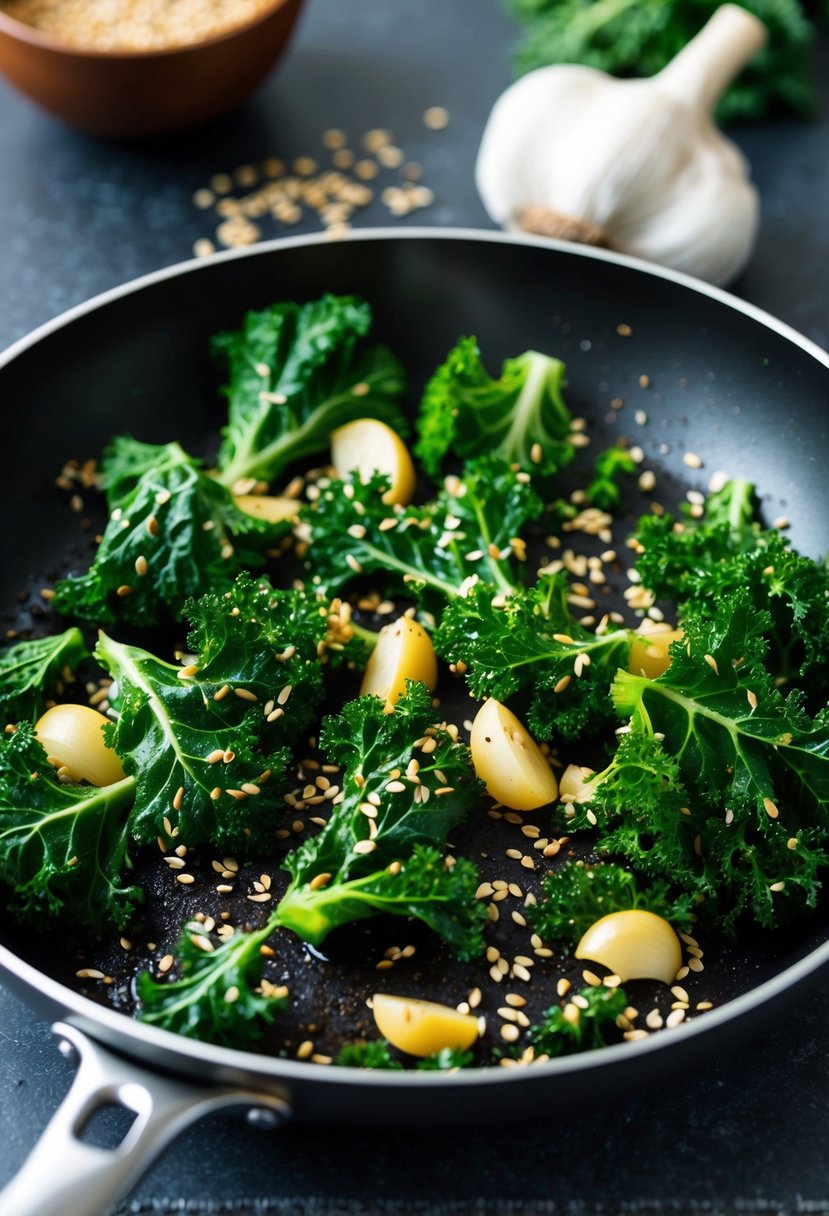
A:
475,4,767,286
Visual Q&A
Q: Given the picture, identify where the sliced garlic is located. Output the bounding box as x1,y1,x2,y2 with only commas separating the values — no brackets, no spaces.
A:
372,992,479,1057
331,417,416,506
35,703,127,787
575,909,682,984
360,618,438,710
233,494,299,524
476,5,767,286
628,623,684,680
470,697,558,811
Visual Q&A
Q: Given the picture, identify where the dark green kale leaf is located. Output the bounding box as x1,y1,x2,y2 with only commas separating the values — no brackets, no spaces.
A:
524,985,628,1058
0,721,139,931
435,573,632,741
52,439,284,627
506,0,817,123
301,457,543,613
214,294,406,490
95,577,329,849
136,919,287,1047
276,682,487,958
531,859,695,948
0,628,89,724
415,337,574,477
579,593,829,930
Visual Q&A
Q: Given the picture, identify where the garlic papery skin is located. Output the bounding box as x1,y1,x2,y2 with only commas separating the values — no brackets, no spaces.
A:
475,4,767,286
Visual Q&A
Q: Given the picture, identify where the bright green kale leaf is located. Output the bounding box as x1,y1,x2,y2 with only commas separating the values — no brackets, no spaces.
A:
578,593,829,930
415,1047,476,1070
524,985,628,1058
435,573,632,741
0,628,89,724
335,1040,404,1069
181,575,327,751
52,439,284,627
137,685,487,1043
136,919,287,1047
584,445,637,510
96,609,313,850
531,860,694,948
506,0,817,123
276,684,486,957
415,337,574,477
214,294,406,490
302,457,543,613
0,722,139,931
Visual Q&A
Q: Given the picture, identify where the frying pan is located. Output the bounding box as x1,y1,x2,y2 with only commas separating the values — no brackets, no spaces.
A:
1,228,829,1216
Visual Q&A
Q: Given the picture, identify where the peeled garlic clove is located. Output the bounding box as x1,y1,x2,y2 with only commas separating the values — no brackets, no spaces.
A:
628,624,684,680
475,5,767,286
372,992,479,1057
35,703,127,787
575,909,682,984
360,618,438,710
331,418,417,506
233,494,299,524
470,698,558,811
558,763,595,804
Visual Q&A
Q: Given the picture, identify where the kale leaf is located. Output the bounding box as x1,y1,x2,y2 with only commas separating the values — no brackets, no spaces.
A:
584,445,637,510
335,1040,404,1069
579,593,829,929
276,682,486,957
136,919,287,1047
0,628,89,724
415,337,574,477
0,722,139,931
215,294,406,490
301,457,543,612
531,859,695,948
435,573,632,741
52,438,283,626
506,0,817,123
97,577,330,848
524,985,628,1058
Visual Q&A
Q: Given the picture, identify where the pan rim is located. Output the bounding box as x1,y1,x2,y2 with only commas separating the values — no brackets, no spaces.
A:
2,225,829,1091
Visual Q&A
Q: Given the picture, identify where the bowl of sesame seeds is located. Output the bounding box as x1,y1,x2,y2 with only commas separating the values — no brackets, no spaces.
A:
0,0,305,137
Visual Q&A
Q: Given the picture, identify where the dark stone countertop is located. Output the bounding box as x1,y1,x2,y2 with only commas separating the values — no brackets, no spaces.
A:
0,0,828,1211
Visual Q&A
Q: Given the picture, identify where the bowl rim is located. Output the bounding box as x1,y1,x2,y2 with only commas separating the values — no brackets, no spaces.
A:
0,0,300,61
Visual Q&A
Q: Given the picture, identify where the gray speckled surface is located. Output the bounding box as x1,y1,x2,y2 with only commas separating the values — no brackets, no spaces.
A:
0,0,829,1210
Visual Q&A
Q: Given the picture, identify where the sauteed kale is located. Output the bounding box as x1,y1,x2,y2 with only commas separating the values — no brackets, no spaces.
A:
2,290,829,1064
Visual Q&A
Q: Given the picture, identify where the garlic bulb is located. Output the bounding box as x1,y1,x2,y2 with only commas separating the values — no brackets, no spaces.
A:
475,4,767,286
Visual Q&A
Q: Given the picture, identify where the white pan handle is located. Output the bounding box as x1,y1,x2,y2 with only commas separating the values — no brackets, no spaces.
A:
0,1021,292,1216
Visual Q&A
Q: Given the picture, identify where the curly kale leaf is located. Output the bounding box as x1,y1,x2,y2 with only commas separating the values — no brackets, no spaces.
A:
137,919,287,1047
182,575,327,750
531,860,695,948
584,445,637,510
276,683,486,958
0,722,139,931
506,0,817,123
335,1040,404,1069
524,985,628,1058
53,439,283,627
214,294,406,489
435,573,632,741
0,628,89,724
581,594,829,930
416,1047,476,1070
302,457,543,613
415,337,574,477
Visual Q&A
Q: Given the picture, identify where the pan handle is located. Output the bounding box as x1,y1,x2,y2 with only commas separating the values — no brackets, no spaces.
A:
0,1021,292,1216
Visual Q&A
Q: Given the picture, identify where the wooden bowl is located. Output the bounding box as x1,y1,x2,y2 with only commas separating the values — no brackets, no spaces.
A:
0,0,304,138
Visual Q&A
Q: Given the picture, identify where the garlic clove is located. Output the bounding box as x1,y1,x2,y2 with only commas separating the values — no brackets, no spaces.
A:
371,993,480,1057
475,5,768,286
628,623,684,680
469,697,558,811
359,617,438,710
575,909,683,984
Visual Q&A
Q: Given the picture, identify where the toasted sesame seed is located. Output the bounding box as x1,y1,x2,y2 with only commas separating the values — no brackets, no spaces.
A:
76,968,105,980
666,1008,687,1028
353,839,377,855
176,873,195,885
764,797,779,819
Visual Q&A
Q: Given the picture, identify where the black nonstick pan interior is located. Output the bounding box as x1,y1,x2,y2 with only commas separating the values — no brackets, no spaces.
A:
1,229,829,1126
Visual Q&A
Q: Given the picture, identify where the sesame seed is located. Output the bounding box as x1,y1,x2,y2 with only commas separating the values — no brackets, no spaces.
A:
500,1023,520,1043
176,873,195,885
763,797,779,819
423,106,450,129
683,451,703,469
